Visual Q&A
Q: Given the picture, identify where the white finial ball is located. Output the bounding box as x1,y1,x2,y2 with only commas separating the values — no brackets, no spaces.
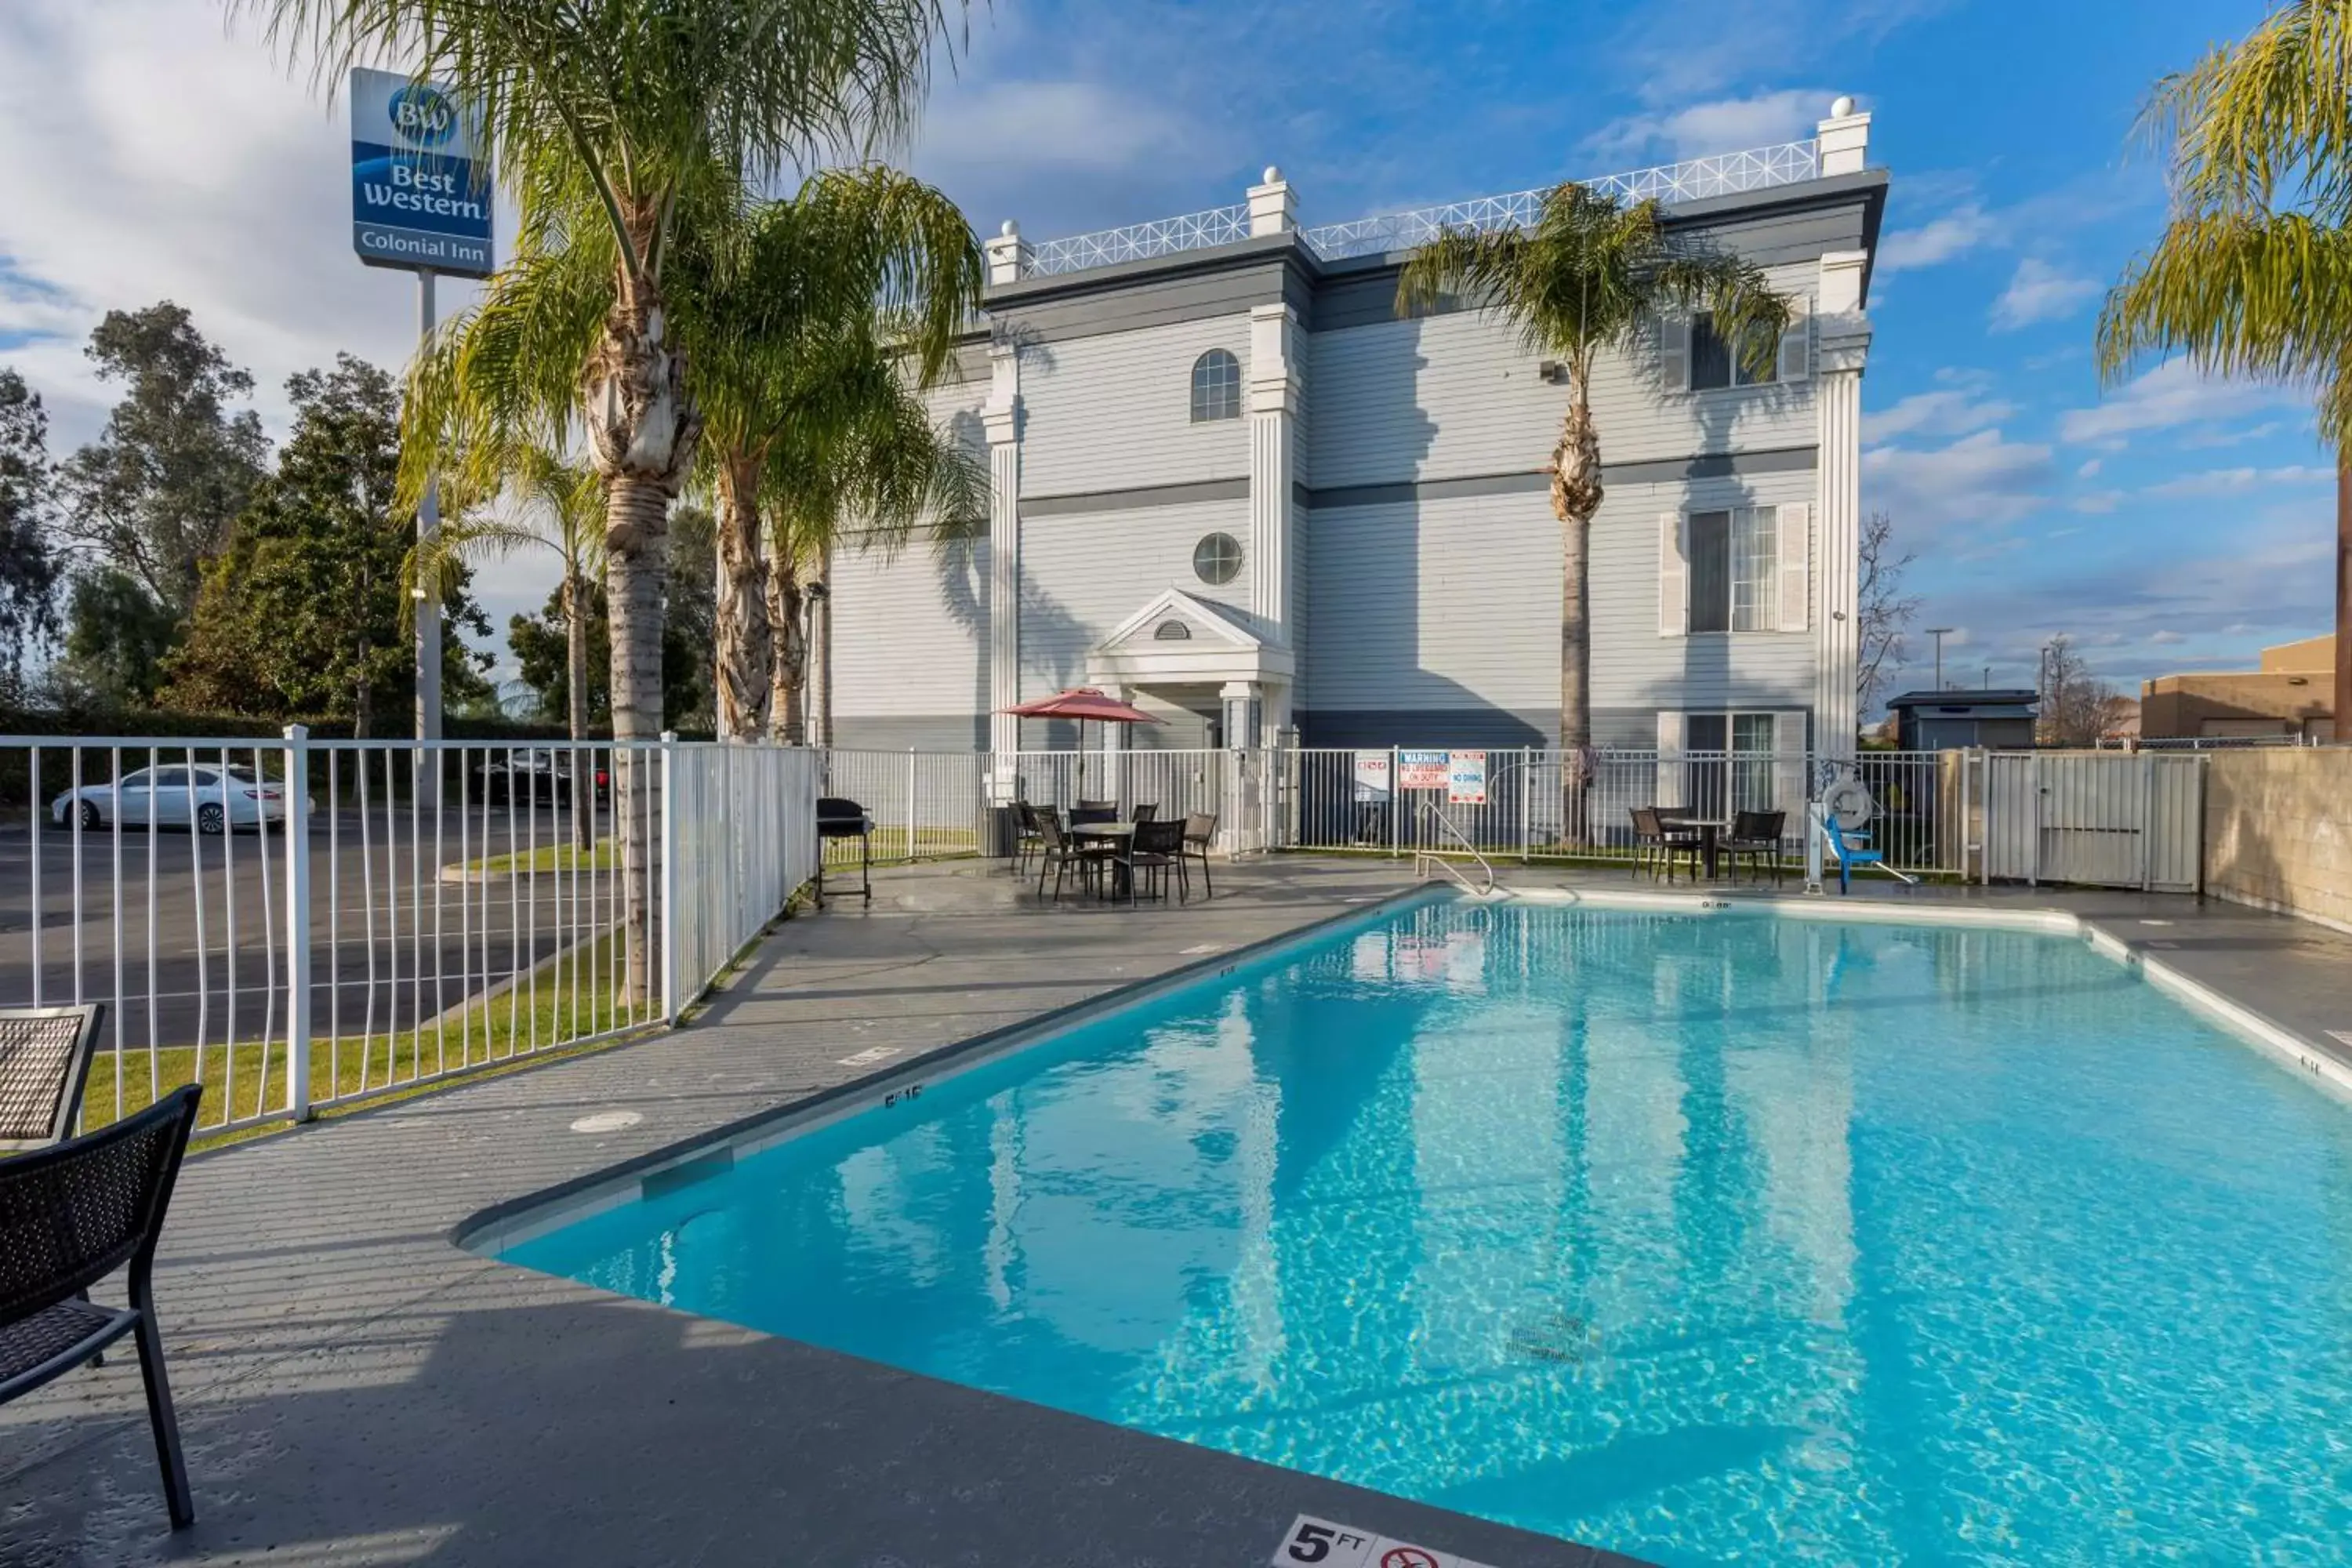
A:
1831,95,1857,118
1263,165,1282,184
1000,219,1019,237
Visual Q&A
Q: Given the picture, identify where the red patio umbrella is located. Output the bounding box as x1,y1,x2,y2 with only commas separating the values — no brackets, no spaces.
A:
997,687,1163,795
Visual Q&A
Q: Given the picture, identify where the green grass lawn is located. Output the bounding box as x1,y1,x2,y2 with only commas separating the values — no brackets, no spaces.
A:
78,934,652,1146
463,836,620,875
823,826,979,866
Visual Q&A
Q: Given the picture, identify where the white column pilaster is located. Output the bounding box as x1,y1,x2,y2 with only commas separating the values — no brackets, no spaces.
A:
1817,99,1871,176
1814,249,1871,763
984,342,1023,793
1247,303,1300,636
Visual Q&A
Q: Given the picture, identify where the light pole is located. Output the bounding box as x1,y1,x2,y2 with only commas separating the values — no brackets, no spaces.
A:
1925,626,1955,691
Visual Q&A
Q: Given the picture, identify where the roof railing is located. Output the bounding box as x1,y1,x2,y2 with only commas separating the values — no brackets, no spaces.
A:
1012,137,1826,280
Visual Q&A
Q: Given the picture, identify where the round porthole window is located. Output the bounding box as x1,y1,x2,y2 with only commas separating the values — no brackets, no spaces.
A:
1193,532,1243,586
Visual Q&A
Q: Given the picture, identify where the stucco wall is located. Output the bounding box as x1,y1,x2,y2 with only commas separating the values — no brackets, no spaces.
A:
2203,748,2352,934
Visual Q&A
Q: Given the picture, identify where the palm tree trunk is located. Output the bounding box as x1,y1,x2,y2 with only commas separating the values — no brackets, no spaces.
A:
768,546,807,744
808,564,833,748
1552,374,1604,844
564,565,592,851
714,454,773,741
583,250,701,1010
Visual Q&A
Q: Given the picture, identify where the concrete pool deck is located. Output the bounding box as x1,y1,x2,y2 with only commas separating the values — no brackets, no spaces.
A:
5,855,2350,1566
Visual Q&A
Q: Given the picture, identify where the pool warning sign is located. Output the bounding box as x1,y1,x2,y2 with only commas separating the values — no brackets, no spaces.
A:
1272,1515,1500,1568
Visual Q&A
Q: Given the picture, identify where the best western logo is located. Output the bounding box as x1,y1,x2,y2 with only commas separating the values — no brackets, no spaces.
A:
389,83,457,149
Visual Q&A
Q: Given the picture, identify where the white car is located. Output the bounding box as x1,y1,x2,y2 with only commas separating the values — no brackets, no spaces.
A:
51,763,315,834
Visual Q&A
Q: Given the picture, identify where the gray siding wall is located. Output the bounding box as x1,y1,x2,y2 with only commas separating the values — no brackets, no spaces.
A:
1588,466,1820,716
1015,496,1252,700
831,533,991,739
1019,316,1253,497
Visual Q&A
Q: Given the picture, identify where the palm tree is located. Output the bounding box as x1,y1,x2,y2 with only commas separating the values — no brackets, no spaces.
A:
1396,183,1789,757
762,349,987,741
2100,0,2352,727
246,0,962,1000
679,166,982,739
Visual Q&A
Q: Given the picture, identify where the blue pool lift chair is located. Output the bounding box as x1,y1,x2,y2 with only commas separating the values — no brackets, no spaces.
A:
1813,778,1918,895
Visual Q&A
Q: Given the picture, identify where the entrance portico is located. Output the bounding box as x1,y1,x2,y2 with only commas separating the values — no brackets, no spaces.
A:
1080,589,1294,753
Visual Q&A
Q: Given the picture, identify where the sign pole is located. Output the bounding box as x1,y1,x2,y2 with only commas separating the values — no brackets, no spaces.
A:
415,265,441,750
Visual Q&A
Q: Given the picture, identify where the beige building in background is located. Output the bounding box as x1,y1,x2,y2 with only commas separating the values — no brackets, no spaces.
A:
2140,633,2336,742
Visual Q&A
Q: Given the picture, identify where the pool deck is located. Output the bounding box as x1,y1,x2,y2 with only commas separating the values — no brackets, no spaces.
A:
5,855,2350,1566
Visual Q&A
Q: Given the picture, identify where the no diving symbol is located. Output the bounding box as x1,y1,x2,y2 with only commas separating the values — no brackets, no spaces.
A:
1381,1551,1440,1568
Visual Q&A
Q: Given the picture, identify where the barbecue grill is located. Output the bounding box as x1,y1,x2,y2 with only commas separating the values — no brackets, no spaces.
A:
815,796,873,906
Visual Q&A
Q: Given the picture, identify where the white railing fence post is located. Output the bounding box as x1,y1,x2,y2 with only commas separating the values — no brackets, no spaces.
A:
906,746,920,862
282,724,314,1120
660,731,682,1022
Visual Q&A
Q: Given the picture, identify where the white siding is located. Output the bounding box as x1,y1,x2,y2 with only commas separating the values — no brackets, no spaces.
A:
1304,491,1560,713
1308,261,1820,488
831,535,991,725
1016,499,1252,699
1589,467,1820,714
1019,317,1253,496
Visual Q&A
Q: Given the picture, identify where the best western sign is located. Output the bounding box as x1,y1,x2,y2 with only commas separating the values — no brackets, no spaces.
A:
350,67,492,277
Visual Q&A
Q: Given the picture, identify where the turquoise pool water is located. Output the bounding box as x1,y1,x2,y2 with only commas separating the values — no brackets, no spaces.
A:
505,900,2352,1564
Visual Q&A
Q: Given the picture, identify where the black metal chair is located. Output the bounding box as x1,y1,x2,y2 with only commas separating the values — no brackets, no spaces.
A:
1036,815,1110,903
1130,804,1159,825
1,1083,203,1529
1,1004,105,1154
1630,807,1703,884
1119,818,1191,906
1012,801,1049,879
1067,804,1119,828
814,797,873,906
1722,809,1788,885
1181,812,1218,898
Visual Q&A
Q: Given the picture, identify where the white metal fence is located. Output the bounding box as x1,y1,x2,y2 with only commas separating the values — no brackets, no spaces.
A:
4,731,818,1137
1980,750,2203,892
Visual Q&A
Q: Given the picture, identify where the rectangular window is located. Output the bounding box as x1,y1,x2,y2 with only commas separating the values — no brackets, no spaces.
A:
1730,713,1777,813
1688,511,1730,633
1688,311,1776,390
1687,508,1775,633
1730,507,1777,632
1676,713,1779,818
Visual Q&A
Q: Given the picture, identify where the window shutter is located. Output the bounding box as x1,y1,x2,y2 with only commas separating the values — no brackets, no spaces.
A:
1659,314,1691,393
1777,296,1812,383
1658,512,1688,636
1655,710,1686,808
1776,503,1810,633
1771,710,1808,816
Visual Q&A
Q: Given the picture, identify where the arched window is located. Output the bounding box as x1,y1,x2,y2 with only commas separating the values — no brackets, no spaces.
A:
1189,349,1242,422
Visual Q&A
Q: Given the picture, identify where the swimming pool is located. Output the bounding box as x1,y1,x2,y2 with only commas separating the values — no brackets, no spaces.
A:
493,896,2352,1565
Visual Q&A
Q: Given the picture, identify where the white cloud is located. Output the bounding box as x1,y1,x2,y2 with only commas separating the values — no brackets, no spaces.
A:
2077,458,2102,477
1584,88,1831,165
1865,382,2016,443
2071,491,2123,514
2058,359,2301,445
1991,257,2100,331
2149,630,2186,644
1864,428,2056,535
2142,464,2333,498
1877,203,1998,274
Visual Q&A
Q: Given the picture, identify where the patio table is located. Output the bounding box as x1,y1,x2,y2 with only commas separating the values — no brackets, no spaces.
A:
1069,822,1136,900
1665,816,1733,879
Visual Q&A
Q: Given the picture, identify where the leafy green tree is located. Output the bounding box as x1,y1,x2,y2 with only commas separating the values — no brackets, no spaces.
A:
2099,0,2352,724
254,0,965,997
159,355,491,730
53,570,180,707
56,303,269,618
1396,186,1788,753
0,369,62,695
677,166,982,739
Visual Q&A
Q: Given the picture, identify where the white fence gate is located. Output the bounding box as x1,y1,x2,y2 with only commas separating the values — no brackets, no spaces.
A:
1981,751,2204,892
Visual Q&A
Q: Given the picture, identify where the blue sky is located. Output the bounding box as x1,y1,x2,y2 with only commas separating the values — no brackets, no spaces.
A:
0,0,2324,700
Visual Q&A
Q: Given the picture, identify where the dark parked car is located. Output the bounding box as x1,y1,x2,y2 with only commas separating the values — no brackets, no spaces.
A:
470,748,608,808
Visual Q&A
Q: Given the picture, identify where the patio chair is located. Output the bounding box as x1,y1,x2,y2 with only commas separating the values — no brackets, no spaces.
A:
1075,798,1116,814
0,1083,204,1530
1130,804,1158,825
1036,815,1110,903
1119,818,1190,906
1722,810,1788,886
1,1004,104,1154
1067,804,1119,828
1629,807,1702,884
1011,801,1049,878
1181,812,1218,898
